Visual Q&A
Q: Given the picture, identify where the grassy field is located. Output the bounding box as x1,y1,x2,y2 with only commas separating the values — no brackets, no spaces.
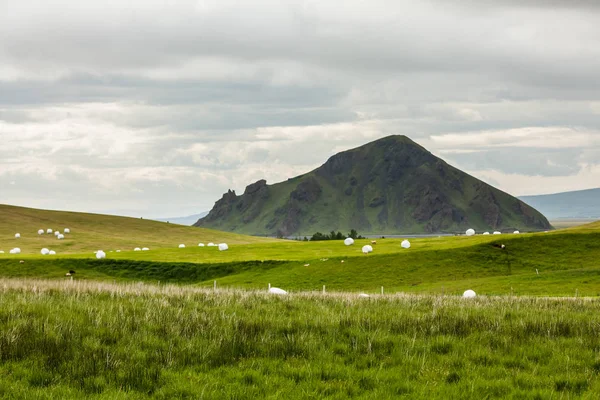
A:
1,205,600,296
1,279,600,399
0,204,274,256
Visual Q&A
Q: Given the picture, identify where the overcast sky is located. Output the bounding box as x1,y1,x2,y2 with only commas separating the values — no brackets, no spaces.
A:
1,0,599,218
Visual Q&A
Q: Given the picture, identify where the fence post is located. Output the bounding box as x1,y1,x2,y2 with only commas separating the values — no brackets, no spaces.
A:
323,285,326,294
381,286,384,295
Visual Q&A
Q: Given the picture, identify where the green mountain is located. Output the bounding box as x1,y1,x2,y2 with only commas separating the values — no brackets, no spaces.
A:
195,135,551,236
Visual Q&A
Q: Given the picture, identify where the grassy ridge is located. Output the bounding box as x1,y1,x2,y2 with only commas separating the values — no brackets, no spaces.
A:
0,280,599,399
0,204,274,255
1,230,599,296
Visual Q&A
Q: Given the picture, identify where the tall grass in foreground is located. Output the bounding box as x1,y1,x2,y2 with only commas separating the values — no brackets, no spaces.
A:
0,279,599,399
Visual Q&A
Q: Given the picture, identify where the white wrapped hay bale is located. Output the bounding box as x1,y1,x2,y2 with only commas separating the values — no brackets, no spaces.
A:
358,293,370,298
54,231,60,236
493,231,501,235
218,243,229,251
513,230,520,234
10,248,21,254
178,244,186,248
14,233,20,238
362,245,373,254
344,238,354,246
41,248,50,255
64,228,70,234
134,248,141,251
96,250,106,259
483,232,490,235
401,240,411,249
463,289,476,298
142,247,149,251
47,229,53,234
466,228,475,236
57,234,65,240
198,243,205,247
0,251,4,254
268,287,288,295
38,229,44,235
207,243,216,247
49,250,56,255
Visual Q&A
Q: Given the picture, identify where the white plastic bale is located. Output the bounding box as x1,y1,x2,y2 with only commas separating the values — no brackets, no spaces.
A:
0,251,4,254
463,289,476,298
466,228,475,236
14,233,20,238
11,248,21,254
358,293,370,298
64,228,70,234
178,244,186,248
38,229,44,235
116,250,121,253
362,245,373,254
401,240,411,249
218,243,229,251
142,247,149,251
134,248,141,251
96,250,106,259
47,229,53,234
198,243,205,247
207,243,216,247
344,238,355,246
493,231,502,235
268,287,288,295
54,231,60,236
483,232,490,235
41,248,50,255
49,250,56,255
513,230,520,234
58,234,65,240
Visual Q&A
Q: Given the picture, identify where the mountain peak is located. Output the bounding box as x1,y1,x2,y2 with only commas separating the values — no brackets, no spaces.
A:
195,136,551,235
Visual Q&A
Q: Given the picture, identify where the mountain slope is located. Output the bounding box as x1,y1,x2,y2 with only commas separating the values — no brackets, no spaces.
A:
519,188,600,219
195,135,551,236
0,204,274,255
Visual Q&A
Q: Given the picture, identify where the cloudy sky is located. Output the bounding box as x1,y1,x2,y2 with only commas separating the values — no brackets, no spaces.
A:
1,0,599,218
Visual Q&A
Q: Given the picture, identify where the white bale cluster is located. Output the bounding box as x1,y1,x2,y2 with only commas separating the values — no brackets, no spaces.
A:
198,243,205,247
9,248,21,254
344,237,354,246
218,243,229,251
268,287,288,295
178,244,186,248
513,230,520,234
38,229,44,235
465,228,475,236
142,247,149,251
493,231,501,235
362,245,373,254
14,233,20,238
134,248,141,251
96,250,106,259
57,234,65,240
41,248,50,255
463,289,476,298
47,229,53,234
401,240,411,249
64,228,70,234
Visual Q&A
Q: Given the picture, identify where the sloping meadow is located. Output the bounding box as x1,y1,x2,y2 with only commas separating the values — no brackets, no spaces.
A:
0,279,599,399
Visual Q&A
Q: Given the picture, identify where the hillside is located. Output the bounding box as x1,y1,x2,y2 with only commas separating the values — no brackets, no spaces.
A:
0,204,274,255
196,135,551,236
520,188,600,219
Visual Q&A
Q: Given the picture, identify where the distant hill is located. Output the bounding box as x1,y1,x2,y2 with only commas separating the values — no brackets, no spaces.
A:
0,204,272,255
519,188,600,219
155,212,208,226
195,135,551,236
